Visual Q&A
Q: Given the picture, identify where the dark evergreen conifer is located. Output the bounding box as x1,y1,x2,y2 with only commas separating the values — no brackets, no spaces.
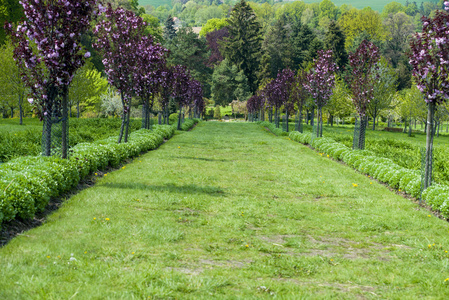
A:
325,21,348,71
263,14,293,78
289,20,316,68
220,0,263,93
163,14,177,43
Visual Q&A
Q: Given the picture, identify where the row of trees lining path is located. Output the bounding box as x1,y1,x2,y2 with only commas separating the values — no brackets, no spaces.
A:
247,1,449,191
5,0,449,192
7,0,205,157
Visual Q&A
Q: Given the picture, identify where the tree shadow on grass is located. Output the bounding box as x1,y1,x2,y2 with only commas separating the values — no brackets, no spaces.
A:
171,156,230,162
102,182,226,196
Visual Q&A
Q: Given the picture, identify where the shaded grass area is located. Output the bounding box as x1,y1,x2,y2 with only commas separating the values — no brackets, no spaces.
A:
1,122,449,298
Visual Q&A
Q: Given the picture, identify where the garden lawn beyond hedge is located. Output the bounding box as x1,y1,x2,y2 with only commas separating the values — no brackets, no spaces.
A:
1,122,449,298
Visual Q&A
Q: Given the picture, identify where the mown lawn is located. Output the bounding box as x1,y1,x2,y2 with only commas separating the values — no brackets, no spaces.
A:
0,118,42,133
1,122,449,298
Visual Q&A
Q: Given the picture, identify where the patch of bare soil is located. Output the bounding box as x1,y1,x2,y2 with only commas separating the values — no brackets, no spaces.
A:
258,234,411,260
275,278,379,299
166,259,252,276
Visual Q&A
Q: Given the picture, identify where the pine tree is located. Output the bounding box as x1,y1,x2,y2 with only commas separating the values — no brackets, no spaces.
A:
220,0,263,93
263,14,293,79
163,14,177,43
289,19,316,69
325,21,348,71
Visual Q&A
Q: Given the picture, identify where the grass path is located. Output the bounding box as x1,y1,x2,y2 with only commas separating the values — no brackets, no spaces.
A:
1,122,449,299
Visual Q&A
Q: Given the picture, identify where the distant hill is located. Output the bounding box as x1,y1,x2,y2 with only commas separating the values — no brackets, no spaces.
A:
138,0,406,12
301,0,406,12
139,0,172,8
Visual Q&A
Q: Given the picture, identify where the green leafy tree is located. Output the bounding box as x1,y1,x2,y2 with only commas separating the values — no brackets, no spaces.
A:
325,75,354,125
199,18,228,37
319,0,338,21
210,59,251,106
167,27,212,98
368,57,397,130
214,105,221,119
383,12,415,68
381,1,406,18
339,7,388,50
69,62,108,118
220,0,263,93
0,40,27,124
142,14,163,43
274,1,305,23
0,0,24,45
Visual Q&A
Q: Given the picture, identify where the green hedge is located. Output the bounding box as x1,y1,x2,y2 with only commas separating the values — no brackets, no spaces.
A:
257,121,289,136
180,118,199,131
0,118,141,163
0,125,174,227
288,131,449,219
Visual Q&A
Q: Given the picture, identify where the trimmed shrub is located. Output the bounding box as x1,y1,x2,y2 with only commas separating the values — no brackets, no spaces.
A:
0,125,175,227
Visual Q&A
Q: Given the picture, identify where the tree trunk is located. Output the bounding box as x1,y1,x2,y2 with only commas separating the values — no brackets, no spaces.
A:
358,116,367,150
318,107,323,137
43,112,52,156
61,87,69,159
424,102,436,190
19,102,23,125
311,107,315,126
118,92,126,144
275,106,279,128
124,105,131,143
408,115,412,137
177,105,183,130
142,102,146,129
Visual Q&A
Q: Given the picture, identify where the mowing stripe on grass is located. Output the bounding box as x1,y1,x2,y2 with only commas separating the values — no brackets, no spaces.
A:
1,122,449,299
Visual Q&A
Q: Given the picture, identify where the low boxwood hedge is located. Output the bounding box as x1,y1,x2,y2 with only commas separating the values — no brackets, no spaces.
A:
0,125,175,227
286,131,449,219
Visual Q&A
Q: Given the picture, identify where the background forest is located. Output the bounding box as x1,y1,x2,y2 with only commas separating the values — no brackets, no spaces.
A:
1,0,448,128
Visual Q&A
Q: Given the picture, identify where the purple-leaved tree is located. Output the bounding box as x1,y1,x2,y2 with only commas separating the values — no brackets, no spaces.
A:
93,3,146,143
348,40,380,149
409,2,449,189
187,78,203,119
264,68,295,129
171,65,191,130
305,50,337,137
158,66,174,125
133,36,167,130
292,69,309,133
7,0,98,158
